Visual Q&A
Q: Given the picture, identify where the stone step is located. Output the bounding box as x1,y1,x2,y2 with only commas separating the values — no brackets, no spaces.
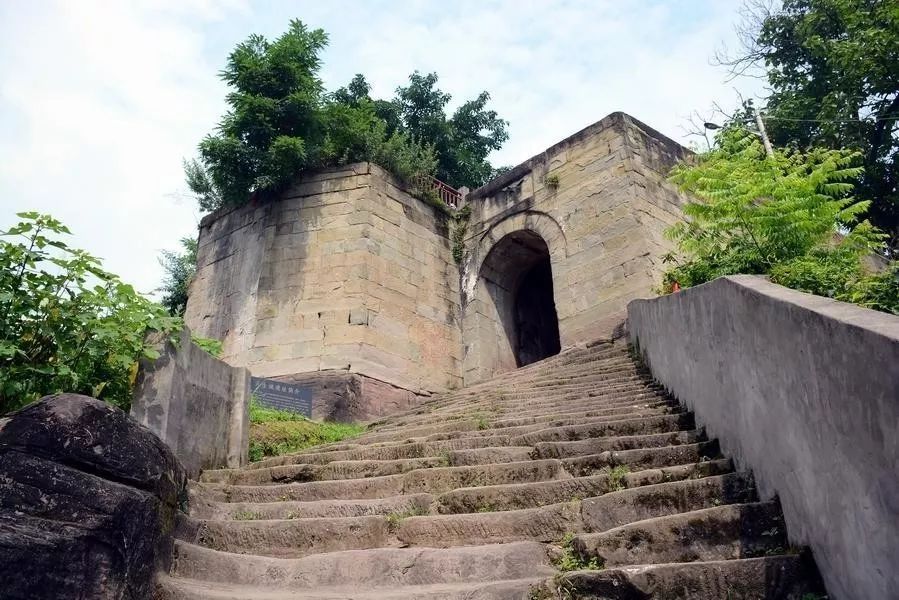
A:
581,472,757,532
510,413,695,445
434,459,732,514
354,405,677,448
550,555,824,599
176,514,390,558
156,575,544,600
241,429,708,482
391,387,668,425
396,500,583,548
170,540,553,587
487,400,676,428
383,407,688,446
196,458,571,504
202,456,454,486
533,429,708,459
572,501,787,567
190,492,435,521
398,473,756,549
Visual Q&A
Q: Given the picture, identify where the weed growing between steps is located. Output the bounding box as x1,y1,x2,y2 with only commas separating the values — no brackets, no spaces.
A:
385,506,429,532
248,399,365,462
553,533,603,572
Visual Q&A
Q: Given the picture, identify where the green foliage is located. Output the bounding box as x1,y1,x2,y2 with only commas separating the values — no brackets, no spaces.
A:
451,204,471,265
187,20,506,211
232,510,264,520
247,397,365,461
606,465,629,492
0,213,181,414
726,0,899,248
157,236,197,316
191,335,223,358
544,173,560,190
389,72,509,189
553,533,603,572
384,505,428,532
663,128,898,314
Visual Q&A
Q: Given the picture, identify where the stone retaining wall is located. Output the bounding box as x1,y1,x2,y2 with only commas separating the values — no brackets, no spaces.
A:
627,275,899,600
131,327,250,478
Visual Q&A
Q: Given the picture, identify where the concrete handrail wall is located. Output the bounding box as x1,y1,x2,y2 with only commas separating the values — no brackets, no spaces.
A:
627,275,898,600
131,327,250,478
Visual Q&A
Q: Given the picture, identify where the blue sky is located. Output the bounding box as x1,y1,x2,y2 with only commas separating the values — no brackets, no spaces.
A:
0,0,764,295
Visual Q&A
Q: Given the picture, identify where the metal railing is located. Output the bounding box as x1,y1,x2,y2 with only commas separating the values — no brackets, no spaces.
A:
411,173,463,209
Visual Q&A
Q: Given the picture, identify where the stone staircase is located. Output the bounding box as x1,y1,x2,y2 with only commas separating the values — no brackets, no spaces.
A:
155,341,826,599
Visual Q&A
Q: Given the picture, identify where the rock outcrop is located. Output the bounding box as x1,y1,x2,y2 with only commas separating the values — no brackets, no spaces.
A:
0,393,188,600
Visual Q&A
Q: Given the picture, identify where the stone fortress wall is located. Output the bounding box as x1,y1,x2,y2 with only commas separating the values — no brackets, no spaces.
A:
185,163,462,419
184,112,690,419
461,112,689,382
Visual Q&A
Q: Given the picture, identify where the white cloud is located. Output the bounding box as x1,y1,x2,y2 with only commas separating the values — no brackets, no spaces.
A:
0,0,763,296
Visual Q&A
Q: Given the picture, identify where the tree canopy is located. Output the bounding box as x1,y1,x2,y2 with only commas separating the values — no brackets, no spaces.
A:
188,20,508,212
720,0,899,250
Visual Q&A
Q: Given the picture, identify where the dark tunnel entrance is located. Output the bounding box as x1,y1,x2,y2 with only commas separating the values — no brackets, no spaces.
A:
480,230,561,368
514,255,561,366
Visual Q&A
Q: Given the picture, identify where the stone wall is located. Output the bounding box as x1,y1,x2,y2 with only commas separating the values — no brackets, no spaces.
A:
131,327,250,478
461,112,689,383
185,163,462,419
627,275,899,600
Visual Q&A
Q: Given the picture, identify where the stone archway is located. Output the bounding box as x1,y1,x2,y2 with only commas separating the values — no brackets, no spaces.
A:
462,216,566,383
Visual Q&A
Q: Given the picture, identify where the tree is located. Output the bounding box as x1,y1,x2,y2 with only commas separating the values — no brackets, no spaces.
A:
393,72,509,189
186,21,508,211
0,213,182,413
663,128,898,314
158,237,197,316
720,0,899,250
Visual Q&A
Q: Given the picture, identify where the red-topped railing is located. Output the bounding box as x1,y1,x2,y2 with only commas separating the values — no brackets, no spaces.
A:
411,173,463,209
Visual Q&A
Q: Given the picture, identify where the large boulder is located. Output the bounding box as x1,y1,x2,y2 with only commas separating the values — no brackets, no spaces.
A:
0,393,188,599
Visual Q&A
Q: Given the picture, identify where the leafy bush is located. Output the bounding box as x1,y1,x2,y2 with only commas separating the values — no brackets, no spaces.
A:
663,128,897,314
0,213,181,414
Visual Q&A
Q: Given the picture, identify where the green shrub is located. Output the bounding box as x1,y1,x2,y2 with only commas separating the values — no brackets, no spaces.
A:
663,128,897,314
0,213,181,414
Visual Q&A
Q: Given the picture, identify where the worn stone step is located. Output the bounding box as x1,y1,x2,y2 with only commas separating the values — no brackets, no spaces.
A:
190,492,435,521
435,459,732,514
202,456,450,486
395,470,747,549
581,472,757,532
533,430,708,459
396,500,583,548
196,458,572,504
511,413,695,445
170,540,553,587
487,400,677,428
247,436,519,471
176,514,391,558
156,575,544,600
561,441,722,476
550,555,824,599
573,501,787,567
356,405,677,448
395,387,667,425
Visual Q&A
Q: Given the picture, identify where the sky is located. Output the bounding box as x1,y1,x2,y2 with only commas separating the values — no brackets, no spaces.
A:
0,0,765,297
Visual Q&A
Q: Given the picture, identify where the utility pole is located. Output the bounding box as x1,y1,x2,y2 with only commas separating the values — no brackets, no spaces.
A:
754,107,774,157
